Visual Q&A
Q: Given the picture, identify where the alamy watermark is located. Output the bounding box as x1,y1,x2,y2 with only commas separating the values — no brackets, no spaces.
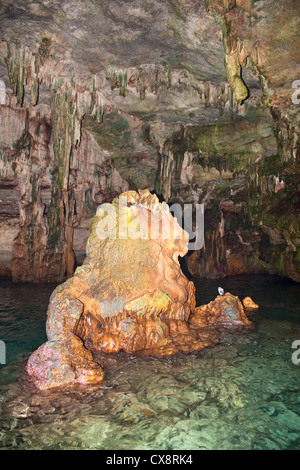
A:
95,195,204,251
0,79,5,105
0,340,6,364
292,80,300,105
291,340,300,365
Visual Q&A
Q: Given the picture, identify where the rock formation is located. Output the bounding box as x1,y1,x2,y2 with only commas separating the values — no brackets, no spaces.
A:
26,190,254,390
242,296,259,312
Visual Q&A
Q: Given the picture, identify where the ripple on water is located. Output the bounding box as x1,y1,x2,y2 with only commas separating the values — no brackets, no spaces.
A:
0,275,299,450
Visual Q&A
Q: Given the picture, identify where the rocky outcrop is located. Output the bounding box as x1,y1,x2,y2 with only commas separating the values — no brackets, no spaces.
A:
242,296,259,312
26,190,253,390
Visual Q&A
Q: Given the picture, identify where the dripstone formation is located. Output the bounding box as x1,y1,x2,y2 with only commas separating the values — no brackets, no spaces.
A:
26,190,254,390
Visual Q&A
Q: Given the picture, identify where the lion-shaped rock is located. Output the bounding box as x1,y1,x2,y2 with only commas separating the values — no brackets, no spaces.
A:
26,190,254,390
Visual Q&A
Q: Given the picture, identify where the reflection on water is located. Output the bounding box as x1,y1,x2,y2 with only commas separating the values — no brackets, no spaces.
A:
0,275,299,450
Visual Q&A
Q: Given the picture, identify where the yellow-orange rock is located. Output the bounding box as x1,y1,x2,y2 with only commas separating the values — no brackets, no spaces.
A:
190,293,254,329
242,296,259,312
26,189,254,390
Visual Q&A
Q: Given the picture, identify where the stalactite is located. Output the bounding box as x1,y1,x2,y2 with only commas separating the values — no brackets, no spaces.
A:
10,106,54,282
0,41,130,282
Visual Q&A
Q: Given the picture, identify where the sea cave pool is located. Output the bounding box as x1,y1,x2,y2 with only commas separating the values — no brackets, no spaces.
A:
0,274,299,450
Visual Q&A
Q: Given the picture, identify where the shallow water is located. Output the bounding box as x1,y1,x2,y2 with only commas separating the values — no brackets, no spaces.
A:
0,275,299,450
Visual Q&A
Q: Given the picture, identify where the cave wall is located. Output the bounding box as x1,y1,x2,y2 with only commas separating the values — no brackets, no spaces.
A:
152,112,299,281
0,0,299,282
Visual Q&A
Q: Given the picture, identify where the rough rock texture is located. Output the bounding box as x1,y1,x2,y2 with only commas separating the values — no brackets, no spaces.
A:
191,292,253,329
242,296,259,312
0,101,128,281
26,288,105,390
26,190,253,390
0,0,299,282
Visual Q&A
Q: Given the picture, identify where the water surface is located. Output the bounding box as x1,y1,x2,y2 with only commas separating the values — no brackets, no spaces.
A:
0,275,299,450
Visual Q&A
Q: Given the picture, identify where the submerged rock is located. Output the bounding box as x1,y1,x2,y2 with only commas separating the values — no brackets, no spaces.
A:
26,189,254,390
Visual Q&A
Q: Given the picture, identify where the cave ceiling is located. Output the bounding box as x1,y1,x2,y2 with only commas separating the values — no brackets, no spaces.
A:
0,0,260,125
0,0,227,80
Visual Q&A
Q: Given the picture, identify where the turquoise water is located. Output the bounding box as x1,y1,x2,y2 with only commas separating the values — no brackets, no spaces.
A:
0,275,299,450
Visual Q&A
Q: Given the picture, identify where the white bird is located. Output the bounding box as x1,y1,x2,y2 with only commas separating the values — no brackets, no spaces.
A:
218,287,224,296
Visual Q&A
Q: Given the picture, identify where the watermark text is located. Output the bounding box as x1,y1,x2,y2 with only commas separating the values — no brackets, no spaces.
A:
0,79,5,105
291,340,300,365
95,196,204,251
0,340,6,364
292,80,300,104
